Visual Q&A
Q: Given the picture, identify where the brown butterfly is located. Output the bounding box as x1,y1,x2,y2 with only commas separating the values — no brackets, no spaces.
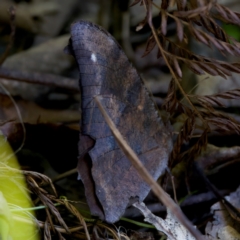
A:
65,20,172,223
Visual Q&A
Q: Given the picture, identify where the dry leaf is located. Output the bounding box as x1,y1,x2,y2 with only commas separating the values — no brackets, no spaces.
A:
205,186,240,239
133,202,196,240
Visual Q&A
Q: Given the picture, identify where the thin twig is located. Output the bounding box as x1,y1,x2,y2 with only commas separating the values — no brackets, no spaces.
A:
52,168,77,183
0,67,79,92
95,96,204,240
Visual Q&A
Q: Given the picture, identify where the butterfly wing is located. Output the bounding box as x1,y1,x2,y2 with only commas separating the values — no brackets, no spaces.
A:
69,21,172,223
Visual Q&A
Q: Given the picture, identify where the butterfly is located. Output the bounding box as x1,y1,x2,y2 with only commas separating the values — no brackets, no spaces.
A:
65,20,172,223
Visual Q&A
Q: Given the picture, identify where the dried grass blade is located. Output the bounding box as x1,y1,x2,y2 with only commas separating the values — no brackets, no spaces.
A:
197,96,225,109
208,118,240,134
225,6,240,24
232,45,240,57
161,10,168,35
232,63,240,71
175,5,209,19
220,63,240,73
173,57,182,78
214,64,231,78
198,62,219,76
213,89,240,100
189,26,210,46
175,17,184,42
185,60,205,75
215,4,240,25
142,35,156,57
208,36,225,52
44,220,52,240
205,96,225,108
162,78,178,113
59,200,91,240
46,209,55,234
200,110,240,134
215,4,228,20
200,16,227,42
27,176,70,234
46,197,69,233
209,18,228,42
24,171,57,196
136,15,148,31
